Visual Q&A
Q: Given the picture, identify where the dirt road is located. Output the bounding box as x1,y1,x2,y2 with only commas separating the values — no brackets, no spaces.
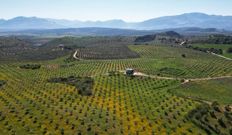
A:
132,71,232,84
211,53,232,61
73,49,81,60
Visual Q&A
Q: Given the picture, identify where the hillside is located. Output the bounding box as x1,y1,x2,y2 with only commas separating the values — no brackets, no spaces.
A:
0,36,136,61
134,31,182,44
1,0,232,134
1,43,232,134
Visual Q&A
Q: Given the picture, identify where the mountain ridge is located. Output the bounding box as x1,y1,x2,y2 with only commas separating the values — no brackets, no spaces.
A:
1,13,232,30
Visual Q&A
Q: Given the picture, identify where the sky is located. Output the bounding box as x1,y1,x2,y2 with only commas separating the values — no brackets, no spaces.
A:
0,0,232,22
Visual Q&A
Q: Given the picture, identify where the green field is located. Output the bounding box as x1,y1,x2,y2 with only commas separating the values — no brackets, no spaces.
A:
0,44,232,134
192,44,232,58
171,78,232,104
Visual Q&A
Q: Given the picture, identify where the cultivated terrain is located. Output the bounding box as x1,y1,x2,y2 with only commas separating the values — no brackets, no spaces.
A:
0,32,232,135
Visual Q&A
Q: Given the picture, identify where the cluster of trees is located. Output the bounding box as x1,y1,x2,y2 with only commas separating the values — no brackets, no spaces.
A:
188,102,232,135
19,64,41,70
190,34,232,44
48,76,94,96
186,45,223,55
134,31,182,45
134,35,156,43
206,35,232,44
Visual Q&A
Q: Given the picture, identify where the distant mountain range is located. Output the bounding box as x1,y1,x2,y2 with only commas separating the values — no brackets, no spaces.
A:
0,27,230,37
1,13,232,31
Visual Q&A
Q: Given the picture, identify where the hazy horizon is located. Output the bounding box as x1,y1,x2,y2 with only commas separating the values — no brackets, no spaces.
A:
1,0,232,22
1,12,232,23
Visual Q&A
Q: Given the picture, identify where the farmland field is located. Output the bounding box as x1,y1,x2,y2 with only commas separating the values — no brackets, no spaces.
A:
171,78,232,104
0,44,232,134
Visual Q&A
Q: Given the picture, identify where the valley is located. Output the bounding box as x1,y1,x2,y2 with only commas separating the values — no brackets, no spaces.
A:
0,34,232,134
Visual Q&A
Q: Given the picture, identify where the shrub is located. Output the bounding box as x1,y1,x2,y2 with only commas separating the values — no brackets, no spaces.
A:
19,64,41,70
218,118,227,128
60,128,64,135
181,54,186,58
0,80,6,87
48,76,94,96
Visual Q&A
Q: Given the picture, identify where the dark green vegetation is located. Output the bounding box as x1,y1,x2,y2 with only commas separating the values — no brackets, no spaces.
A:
0,35,232,134
195,34,232,44
19,64,41,70
48,76,94,96
134,31,182,45
189,34,232,44
186,45,223,55
0,80,6,88
188,102,232,135
172,78,232,104
191,44,232,58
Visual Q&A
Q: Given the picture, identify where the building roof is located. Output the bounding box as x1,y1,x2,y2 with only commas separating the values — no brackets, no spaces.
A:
126,68,134,71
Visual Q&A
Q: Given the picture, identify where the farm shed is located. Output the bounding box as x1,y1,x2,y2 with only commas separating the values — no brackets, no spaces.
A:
126,68,134,76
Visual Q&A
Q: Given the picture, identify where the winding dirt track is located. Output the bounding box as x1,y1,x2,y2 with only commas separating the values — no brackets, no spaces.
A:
132,71,232,84
73,50,78,59
211,53,232,61
73,49,81,60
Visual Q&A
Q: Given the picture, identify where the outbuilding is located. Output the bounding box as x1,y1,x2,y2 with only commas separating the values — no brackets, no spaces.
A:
126,68,134,76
